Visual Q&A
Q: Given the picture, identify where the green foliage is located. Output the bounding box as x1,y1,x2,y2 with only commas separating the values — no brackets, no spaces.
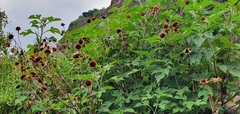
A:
1,0,240,113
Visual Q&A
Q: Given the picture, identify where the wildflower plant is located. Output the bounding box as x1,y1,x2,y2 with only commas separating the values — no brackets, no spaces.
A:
1,0,240,114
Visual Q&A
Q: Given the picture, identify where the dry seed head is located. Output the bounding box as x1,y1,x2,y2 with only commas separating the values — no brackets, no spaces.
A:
73,51,81,58
200,78,210,85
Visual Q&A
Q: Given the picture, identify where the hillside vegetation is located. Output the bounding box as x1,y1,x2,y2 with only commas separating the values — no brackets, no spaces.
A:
1,0,240,114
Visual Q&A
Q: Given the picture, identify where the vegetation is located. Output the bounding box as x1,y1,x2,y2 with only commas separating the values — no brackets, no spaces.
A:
1,0,240,113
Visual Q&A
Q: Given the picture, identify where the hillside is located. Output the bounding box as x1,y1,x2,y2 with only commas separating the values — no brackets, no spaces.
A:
67,0,142,30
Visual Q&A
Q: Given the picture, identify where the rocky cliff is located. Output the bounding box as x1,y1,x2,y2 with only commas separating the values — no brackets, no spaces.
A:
67,0,139,30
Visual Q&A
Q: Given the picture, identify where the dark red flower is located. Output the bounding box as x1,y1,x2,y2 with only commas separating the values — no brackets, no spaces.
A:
116,28,122,34
20,74,27,80
172,21,179,28
163,23,169,29
85,80,92,87
159,32,167,39
75,43,82,50
126,14,131,18
16,26,21,31
73,51,81,58
87,18,91,23
8,34,14,39
88,60,97,68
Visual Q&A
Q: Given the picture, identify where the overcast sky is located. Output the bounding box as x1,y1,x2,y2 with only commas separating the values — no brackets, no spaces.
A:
0,0,111,49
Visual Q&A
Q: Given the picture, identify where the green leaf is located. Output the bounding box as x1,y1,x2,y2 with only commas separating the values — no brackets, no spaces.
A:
134,100,149,108
28,14,41,19
31,105,45,112
21,29,34,37
218,65,228,73
193,36,206,47
79,74,93,80
204,30,213,39
49,27,61,34
229,69,240,77
184,101,193,110
208,10,228,24
124,108,134,113
15,96,27,105
127,69,139,76
47,16,61,22
146,35,159,43
48,36,57,42
123,0,133,6
155,73,165,83
109,76,124,83
132,50,152,56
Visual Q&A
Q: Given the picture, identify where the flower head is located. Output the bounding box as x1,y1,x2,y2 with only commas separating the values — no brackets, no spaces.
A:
88,60,97,68
126,14,131,18
87,18,91,23
200,78,210,85
15,62,20,66
141,12,146,16
29,72,37,78
20,74,27,80
163,23,169,29
159,32,167,39
201,16,207,22
211,77,222,83
78,39,84,45
75,43,82,50
73,51,81,59
117,28,122,34
44,49,51,56
40,85,47,92
16,26,21,31
8,34,14,39
183,48,192,55
85,80,92,87
101,15,106,19
172,21,179,28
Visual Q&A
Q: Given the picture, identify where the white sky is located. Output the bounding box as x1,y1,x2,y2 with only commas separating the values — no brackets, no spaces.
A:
0,0,111,49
